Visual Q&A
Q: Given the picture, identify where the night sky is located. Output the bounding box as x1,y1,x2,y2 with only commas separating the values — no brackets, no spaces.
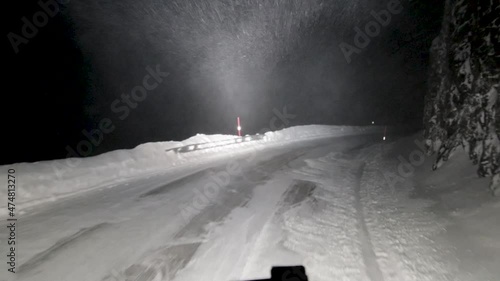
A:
3,0,444,165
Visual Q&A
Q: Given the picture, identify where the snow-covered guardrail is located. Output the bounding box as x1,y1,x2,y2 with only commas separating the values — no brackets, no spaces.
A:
165,135,264,153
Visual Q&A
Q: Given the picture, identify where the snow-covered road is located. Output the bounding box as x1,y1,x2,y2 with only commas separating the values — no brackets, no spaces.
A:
2,131,499,281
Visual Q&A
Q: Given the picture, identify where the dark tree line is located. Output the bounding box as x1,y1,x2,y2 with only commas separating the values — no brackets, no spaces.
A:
424,0,500,195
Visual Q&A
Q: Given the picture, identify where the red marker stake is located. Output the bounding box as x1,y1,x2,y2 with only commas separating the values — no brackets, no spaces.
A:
237,117,241,137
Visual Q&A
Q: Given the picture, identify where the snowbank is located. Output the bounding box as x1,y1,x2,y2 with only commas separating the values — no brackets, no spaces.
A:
0,125,382,215
359,133,500,280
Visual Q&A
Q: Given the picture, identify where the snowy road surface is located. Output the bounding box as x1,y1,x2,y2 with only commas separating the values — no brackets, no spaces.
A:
2,132,499,281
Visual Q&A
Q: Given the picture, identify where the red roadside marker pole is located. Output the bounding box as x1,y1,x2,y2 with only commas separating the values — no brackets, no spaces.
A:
237,117,242,137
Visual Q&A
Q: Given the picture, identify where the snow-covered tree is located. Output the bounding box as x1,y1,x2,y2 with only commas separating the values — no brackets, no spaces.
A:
424,0,500,195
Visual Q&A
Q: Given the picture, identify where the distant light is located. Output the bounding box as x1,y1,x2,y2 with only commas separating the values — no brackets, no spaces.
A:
372,121,375,125
383,136,386,141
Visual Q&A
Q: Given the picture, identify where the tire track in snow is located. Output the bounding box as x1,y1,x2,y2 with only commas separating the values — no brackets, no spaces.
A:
173,150,305,240
18,223,111,274
139,168,211,198
358,145,458,281
275,155,368,280
102,242,201,281
353,162,385,281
